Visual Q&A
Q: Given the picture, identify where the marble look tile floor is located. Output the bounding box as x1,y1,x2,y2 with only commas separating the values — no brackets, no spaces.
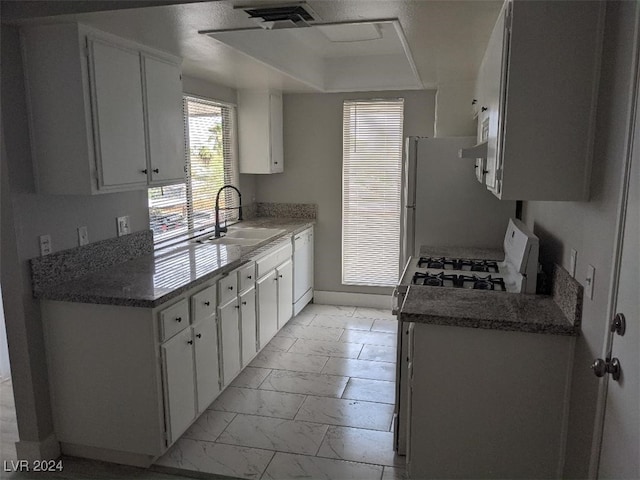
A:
155,304,408,479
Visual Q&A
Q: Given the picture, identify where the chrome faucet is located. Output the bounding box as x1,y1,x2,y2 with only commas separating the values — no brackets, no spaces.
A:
214,185,243,238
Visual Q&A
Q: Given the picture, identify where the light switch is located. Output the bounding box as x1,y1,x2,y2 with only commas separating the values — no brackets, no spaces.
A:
117,216,130,237
586,264,595,300
78,226,89,246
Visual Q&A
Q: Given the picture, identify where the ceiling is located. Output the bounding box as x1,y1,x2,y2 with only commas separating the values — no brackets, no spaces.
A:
3,0,503,93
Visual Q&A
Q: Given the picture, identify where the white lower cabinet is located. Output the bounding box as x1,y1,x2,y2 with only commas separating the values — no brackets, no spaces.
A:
218,297,241,386
192,316,221,414
257,270,279,348
240,287,257,366
161,328,196,444
40,232,310,468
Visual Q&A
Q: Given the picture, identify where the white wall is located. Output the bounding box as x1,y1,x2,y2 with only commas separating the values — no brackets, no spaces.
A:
255,89,436,295
521,2,636,476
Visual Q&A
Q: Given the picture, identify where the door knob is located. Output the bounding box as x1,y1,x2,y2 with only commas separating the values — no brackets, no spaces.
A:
591,357,621,381
610,313,626,336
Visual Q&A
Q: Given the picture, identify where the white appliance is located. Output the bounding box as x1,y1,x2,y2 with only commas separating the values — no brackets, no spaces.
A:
293,227,314,315
400,218,540,294
400,137,516,269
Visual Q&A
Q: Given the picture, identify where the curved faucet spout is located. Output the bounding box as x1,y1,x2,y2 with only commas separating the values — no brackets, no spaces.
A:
214,185,243,238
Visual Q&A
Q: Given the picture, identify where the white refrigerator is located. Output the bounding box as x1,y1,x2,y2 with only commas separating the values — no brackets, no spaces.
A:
400,136,516,267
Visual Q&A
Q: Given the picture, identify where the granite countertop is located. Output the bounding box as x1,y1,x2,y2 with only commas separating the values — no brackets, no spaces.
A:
34,218,314,308
401,286,578,336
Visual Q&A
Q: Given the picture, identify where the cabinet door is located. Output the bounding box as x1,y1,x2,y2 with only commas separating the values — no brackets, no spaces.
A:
193,316,221,413
293,230,313,303
88,37,148,189
269,93,284,173
483,5,508,194
240,287,257,367
218,298,241,386
161,328,196,443
276,259,293,329
257,270,278,349
143,55,185,185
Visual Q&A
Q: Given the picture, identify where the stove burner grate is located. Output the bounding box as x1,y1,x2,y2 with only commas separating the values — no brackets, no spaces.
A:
459,274,507,291
412,272,458,287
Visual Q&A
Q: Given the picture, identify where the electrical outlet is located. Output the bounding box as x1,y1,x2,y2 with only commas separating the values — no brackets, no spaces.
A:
78,226,89,246
569,249,577,278
39,234,52,256
117,216,130,237
586,264,596,300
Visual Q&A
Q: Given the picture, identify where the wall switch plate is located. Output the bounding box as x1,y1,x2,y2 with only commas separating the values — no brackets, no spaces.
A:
39,234,52,256
78,226,89,246
117,216,130,237
586,264,596,300
569,249,577,278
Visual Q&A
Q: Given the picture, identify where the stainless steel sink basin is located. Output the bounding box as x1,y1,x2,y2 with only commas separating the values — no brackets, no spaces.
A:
197,237,262,246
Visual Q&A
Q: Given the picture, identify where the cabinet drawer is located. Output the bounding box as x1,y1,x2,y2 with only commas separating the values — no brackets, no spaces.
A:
191,284,217,323
238,262,256,293
256,242,293,278
219,274,238,305
158,298,189,341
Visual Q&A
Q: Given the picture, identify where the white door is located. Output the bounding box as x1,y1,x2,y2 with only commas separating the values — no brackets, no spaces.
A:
143,54,185,185
257,271,278,349
88,37,147,189
161,328,196,443
218,298,241,386
596,79,640,478
277,260,293,329
240,287,257,367
193,316,220,413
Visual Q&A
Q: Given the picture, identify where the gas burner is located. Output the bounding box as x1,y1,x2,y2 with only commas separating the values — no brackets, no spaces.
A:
459,274,507,291
412,272,457,287
458,259,500,273
418,257,445,269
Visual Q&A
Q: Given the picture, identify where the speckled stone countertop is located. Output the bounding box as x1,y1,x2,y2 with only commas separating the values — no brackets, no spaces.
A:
34,218,314,308
419,245,504,261
401,287,578,336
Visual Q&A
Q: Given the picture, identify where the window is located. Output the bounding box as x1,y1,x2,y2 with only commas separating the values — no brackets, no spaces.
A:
148,96,238,244
342,98,404,286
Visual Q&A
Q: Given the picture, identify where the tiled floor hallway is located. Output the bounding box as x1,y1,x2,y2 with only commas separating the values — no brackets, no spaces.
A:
155,303,407,479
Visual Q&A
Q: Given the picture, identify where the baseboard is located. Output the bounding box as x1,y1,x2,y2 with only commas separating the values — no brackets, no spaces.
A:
313,291,392,309
15,432,60,461
60,442,154,468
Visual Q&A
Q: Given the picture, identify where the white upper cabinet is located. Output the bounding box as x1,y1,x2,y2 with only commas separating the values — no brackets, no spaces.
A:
88,37,148,189
474,0,604,201
143,54,185,185
21,23,185,195
238,90,284,174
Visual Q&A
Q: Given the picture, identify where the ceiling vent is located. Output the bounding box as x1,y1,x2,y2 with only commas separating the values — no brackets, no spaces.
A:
238,3,319,29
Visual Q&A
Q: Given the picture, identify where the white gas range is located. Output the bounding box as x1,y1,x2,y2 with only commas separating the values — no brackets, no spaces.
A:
397,218,539,295
393,218,539,455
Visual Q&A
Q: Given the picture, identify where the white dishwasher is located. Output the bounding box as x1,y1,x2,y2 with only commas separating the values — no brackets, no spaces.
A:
293,227,314,315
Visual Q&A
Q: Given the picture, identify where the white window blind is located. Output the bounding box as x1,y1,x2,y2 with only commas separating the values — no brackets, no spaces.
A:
148,96,238,244
342,98,404,286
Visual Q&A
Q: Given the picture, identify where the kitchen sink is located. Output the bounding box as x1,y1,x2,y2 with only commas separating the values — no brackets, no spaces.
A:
193,227,285,246
224,227,285,239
